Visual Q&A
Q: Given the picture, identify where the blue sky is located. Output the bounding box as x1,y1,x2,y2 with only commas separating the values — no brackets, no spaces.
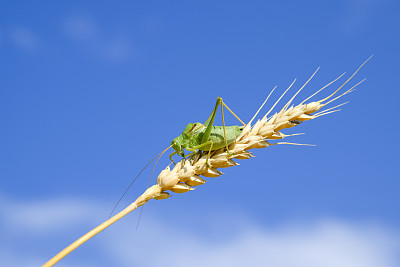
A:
1,1,399,266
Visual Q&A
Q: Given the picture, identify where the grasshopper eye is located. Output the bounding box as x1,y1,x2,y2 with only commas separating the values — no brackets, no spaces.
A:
171,138,181,148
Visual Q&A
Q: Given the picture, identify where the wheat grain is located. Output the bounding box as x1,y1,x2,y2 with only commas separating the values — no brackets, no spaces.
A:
42,56,371,267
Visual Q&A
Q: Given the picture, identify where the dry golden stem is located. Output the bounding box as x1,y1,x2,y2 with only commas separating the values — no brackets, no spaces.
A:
42,57,370,267
42,185,162,267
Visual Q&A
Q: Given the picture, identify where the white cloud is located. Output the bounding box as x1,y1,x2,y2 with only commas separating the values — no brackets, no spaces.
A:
63,14,134,62
64,15,98,42
340,0,383,33
0,194,399,267
106,217,399,267
0,194,104,267
9,26,39,51
0,195,101,234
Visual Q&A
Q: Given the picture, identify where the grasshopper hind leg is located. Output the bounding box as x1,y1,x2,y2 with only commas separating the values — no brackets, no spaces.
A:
197,97,246,168
220,98,246,156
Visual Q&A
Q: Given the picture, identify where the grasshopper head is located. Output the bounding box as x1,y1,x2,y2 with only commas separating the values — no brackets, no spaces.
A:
171,137,184,157
171,123,202,158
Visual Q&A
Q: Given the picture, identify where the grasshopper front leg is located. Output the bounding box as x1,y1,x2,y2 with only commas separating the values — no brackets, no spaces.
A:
184,148,198,160
169,151,177,165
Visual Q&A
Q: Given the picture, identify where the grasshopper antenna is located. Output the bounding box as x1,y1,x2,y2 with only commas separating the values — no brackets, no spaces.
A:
136,145,172,230
108,145,172,220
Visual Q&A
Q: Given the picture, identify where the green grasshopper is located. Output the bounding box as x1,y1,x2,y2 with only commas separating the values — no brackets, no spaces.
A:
109,97,245,220
170,97,246,166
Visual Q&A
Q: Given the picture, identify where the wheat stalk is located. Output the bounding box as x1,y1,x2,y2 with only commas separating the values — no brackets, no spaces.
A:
42,57,371,267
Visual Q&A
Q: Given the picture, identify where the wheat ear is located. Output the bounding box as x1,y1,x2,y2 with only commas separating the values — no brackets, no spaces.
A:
42,57,371,267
